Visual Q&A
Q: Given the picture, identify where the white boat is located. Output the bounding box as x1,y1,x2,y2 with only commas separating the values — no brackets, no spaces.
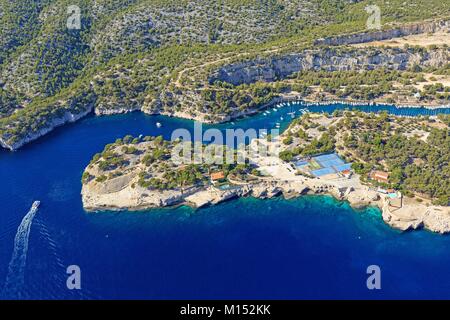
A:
280,116,284,121
156,122,162,128
31,201,40,210
299,108,309,115
272,108,277,112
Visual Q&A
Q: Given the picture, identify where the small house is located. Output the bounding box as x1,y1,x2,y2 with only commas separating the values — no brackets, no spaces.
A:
210,171,226,184
341,169,352,179
370,171,390,184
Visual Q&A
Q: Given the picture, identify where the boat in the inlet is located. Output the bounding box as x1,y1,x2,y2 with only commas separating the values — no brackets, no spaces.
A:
156,122,162,128
273,108,277,112
280,116,284,120
299,108,309,115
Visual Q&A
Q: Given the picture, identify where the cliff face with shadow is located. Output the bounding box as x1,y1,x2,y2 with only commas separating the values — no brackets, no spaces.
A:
208,19,450,86
208,47,449,86
314,19,450,46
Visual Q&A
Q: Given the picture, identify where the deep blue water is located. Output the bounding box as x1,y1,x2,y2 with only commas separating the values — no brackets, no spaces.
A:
1,102,450,299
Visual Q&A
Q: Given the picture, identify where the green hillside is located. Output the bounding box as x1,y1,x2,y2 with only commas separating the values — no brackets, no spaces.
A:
0,0,449,148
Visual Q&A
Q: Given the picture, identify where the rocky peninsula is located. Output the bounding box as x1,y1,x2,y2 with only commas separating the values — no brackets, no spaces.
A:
81,112,450,234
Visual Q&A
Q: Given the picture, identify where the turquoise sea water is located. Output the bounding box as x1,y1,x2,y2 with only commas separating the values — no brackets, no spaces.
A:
0,102,449,299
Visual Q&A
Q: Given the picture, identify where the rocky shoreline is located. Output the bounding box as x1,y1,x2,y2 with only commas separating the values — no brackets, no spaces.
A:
3,95,448,152
0,106,94,151
82,174,450,234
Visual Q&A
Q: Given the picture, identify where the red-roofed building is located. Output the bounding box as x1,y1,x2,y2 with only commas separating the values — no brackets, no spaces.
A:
210,171,225,182
370,171,390,184
341,169,352,178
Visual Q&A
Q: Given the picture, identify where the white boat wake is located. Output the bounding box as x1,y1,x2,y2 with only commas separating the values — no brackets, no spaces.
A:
1,201,40,299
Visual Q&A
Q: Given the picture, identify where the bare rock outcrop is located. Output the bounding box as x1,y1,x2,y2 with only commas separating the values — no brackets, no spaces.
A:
209,47,449,86
314,19,450,46
382,200,450,233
